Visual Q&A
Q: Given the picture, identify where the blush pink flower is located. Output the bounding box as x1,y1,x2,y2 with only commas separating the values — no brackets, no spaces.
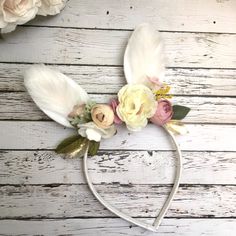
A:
150,100,173,126
109,98,123,125
147,76,163,90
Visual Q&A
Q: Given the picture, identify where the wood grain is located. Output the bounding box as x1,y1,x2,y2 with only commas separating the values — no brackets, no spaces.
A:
0,1,235,234
1,28,236,68
0,184,235,218
0,218,235,236
26,0,236,34
1,92,235,123
1,63,236,96
0,121,235,151
0,150,235,185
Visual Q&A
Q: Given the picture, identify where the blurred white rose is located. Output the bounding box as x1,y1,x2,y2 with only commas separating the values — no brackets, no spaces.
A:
0,0,41,33
78,122,116,142
38,0,67,16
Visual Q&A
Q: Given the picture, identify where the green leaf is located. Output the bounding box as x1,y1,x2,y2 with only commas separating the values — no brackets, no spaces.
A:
55,135,88,156
88,141,100,156
172,105,190,120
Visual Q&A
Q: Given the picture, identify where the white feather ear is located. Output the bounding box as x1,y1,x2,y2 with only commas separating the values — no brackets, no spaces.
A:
124,23,165,87
24,65,90,128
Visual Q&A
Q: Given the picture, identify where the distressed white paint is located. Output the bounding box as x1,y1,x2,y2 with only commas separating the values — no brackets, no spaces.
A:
0,28,236,68
0,0,235,234
0,184,235,218
27,0,236,34
0,151,235,185
1,64,236,96
0,218,235,236
0,121,235,151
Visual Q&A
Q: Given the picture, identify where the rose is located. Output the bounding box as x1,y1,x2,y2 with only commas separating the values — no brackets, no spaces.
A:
38,0,67,16
116,84,157,131
78,122,116,142
91,104,114,129
150,99,173,126
109,98,122,125
0,0,41,33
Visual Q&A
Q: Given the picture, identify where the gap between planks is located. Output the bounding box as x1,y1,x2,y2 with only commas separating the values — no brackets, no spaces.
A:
0,150,235,185
25,0,236,34
1,27,236,68
0,121,235,151
0,184,235,218
1,92,235,124
0,63,236,96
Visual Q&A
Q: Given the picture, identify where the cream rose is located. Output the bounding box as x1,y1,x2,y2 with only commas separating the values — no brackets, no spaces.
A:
116,84,157,131
38,0,67,16
91,104,114,129
0,0,41,33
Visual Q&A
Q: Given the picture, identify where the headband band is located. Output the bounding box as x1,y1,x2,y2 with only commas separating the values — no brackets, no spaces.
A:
83,125,182,232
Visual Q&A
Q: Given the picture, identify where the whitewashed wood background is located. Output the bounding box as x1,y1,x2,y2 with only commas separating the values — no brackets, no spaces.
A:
0,0,236,235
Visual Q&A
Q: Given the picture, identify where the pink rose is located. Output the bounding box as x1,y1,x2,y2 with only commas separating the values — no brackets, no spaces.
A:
109,98,123,125
150,100,173,126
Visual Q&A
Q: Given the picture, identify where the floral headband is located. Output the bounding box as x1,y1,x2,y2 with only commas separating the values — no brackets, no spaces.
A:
24,23,190,232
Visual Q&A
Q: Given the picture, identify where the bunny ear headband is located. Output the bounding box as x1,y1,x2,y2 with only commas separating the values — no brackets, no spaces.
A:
24,23,190,232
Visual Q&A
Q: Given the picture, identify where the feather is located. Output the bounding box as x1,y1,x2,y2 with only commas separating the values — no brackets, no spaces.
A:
24,65,90,127
124,23,165,87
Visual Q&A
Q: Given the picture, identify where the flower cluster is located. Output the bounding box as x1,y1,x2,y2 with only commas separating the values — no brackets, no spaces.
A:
68,102,116,142
0,0,67,33
26,23,191,158
60,79,190,156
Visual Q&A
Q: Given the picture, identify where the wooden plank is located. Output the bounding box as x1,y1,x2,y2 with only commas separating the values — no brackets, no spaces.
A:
1,28,236,68
0,121,235,151
0,150,235,185
1,92,235,124
27,0,236,34
0,218,235,236
1,63,236,96
0,184,235,218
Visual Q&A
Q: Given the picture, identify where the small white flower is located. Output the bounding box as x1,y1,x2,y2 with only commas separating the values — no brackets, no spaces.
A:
78,122,116,142
38,0,67,16
0,0,41,33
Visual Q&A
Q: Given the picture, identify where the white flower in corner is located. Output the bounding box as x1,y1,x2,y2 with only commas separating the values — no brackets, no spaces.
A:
0,0,41,33
78,122,116,142
38,0,67,16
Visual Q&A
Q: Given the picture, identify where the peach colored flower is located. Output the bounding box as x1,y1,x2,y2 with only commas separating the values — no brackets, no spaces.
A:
91,104,114,129
150,100,173,126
